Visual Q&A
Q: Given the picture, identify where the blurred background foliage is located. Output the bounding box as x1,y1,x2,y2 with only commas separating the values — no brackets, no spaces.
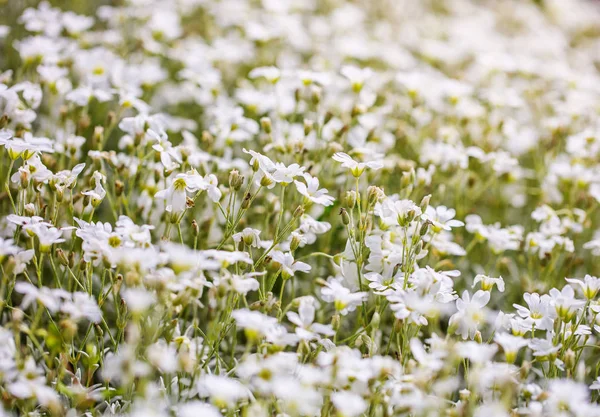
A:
0,0,113,71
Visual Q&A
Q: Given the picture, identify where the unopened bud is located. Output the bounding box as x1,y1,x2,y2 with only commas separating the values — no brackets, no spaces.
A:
304,119,314,136
340,208,350,225
115,180,124,197
420,194,431,212
93,126,104,149
351,104,366,118
332,314,341,332
311,87,321,105
201,131,214,147
370,311,381,328
401,171,413,188
290,234,301,251
419,221,430,236
565,349,576,369
56,248,69,266
293,205,304,218
241,193,252,209
78,114,91,131
260,117,272,134
106,111,116,127
20,170,30,189
23,203,35,217
345,190,357,209
191,220,199,236
367,186,384,206
60,318,78,341
229,169,243,190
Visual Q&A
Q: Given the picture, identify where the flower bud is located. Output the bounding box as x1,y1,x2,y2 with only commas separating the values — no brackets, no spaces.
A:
293,205,305,218
106,111,116,127
340,208,350,225
419,221,430,237
23,203,35,217
332,314,341,332
78,113,91,131
345,190,357,209
3,258,15,276
290,234,302,251
260,175,273,187
304,119,314,136
115,180,124,197
92,126,104,149
241,193,252,209
367,185,384,206
19,170,30,189
260,117,272,134
370,311,381,328
56,248,69,266
311,87,321,105
201,130,214,147
351,104,366,118
564,349,576,369
60,318,78,341
229,169,244,190
420,194,431,212
401,170,413,188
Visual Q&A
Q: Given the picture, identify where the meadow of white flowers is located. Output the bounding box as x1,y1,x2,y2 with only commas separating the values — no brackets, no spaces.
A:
2,0,600,415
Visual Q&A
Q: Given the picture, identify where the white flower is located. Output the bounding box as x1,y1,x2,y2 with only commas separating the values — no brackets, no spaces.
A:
61,292,102,323
248,66,281,83
331,391,368,417
82,171,107,208
286,297,335,340
529,337,561,359
590,377,600,390
321,278,367,315
380,198,422,227
14,282,67,312
494,333,528,363
232,228,261,248
270,250,311,279
549,285,585,321
232,309,278,341
566,275,600,300
12,249,34,275
456,341,497,364
294,173,335,206
341,65,374,93
27,223,66,252
449,290,490,339
473,275,505,292
424,205,464,232
197,375,250,409
154,173,192,214
229,272,261,295
146,340,178,374
177,402,222,417
513,293,556,331
121,288,156,314
332,152,383,177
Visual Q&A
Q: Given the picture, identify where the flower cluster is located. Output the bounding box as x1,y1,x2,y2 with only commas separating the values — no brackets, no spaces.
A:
1,0,600,416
